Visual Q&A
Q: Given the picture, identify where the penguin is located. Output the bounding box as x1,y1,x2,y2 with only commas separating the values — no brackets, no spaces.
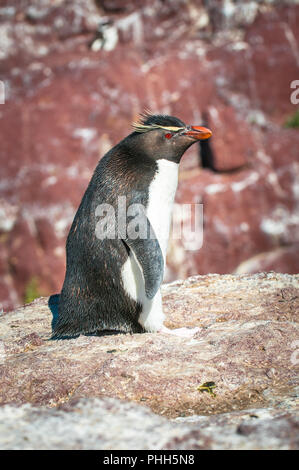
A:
89,18,118,52
52,113,212,339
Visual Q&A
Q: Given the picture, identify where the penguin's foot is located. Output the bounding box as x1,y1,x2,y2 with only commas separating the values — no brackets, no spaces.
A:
158,325,200,337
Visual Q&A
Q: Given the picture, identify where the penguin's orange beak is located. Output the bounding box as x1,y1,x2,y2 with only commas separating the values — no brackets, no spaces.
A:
183,126,212,140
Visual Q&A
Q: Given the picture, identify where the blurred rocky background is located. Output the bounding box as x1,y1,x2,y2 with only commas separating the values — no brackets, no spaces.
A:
0,0,298,311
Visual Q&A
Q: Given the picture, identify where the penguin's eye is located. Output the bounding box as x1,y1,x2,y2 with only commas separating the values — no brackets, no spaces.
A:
164,133,173,139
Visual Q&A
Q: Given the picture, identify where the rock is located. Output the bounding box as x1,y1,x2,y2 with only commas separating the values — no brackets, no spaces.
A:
0,397,205,450
176,406,299,450
0,398,298,450
1,274,298,413
235,244,299,274
200,104,255,172
0,273,298,449
210,2,299,124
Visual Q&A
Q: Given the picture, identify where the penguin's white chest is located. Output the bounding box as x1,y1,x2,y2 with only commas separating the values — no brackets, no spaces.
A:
121,158,178,332
146,159,179,260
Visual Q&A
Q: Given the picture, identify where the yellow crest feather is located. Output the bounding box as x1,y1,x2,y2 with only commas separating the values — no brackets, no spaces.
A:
132,110,184,133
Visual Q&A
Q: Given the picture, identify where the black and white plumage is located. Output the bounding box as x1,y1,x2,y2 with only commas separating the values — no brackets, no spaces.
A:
52,113,212,339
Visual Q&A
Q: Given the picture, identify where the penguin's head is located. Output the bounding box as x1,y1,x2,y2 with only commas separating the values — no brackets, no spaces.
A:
129,113,212,163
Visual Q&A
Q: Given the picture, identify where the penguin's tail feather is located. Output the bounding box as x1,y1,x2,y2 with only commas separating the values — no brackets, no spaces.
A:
51,322,81,340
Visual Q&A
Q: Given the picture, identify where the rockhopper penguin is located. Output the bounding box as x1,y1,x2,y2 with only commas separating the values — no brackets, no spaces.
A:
52,113,212,339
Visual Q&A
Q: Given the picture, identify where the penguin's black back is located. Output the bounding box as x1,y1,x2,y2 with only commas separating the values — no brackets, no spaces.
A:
52,141,157,338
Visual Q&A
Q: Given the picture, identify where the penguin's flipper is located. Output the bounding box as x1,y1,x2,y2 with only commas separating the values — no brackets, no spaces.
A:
123,215,164,300
124,236,164,299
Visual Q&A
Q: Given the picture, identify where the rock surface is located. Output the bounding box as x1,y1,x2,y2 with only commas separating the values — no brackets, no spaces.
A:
0,398,298,450
1,1,299,311
0,273,298,449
